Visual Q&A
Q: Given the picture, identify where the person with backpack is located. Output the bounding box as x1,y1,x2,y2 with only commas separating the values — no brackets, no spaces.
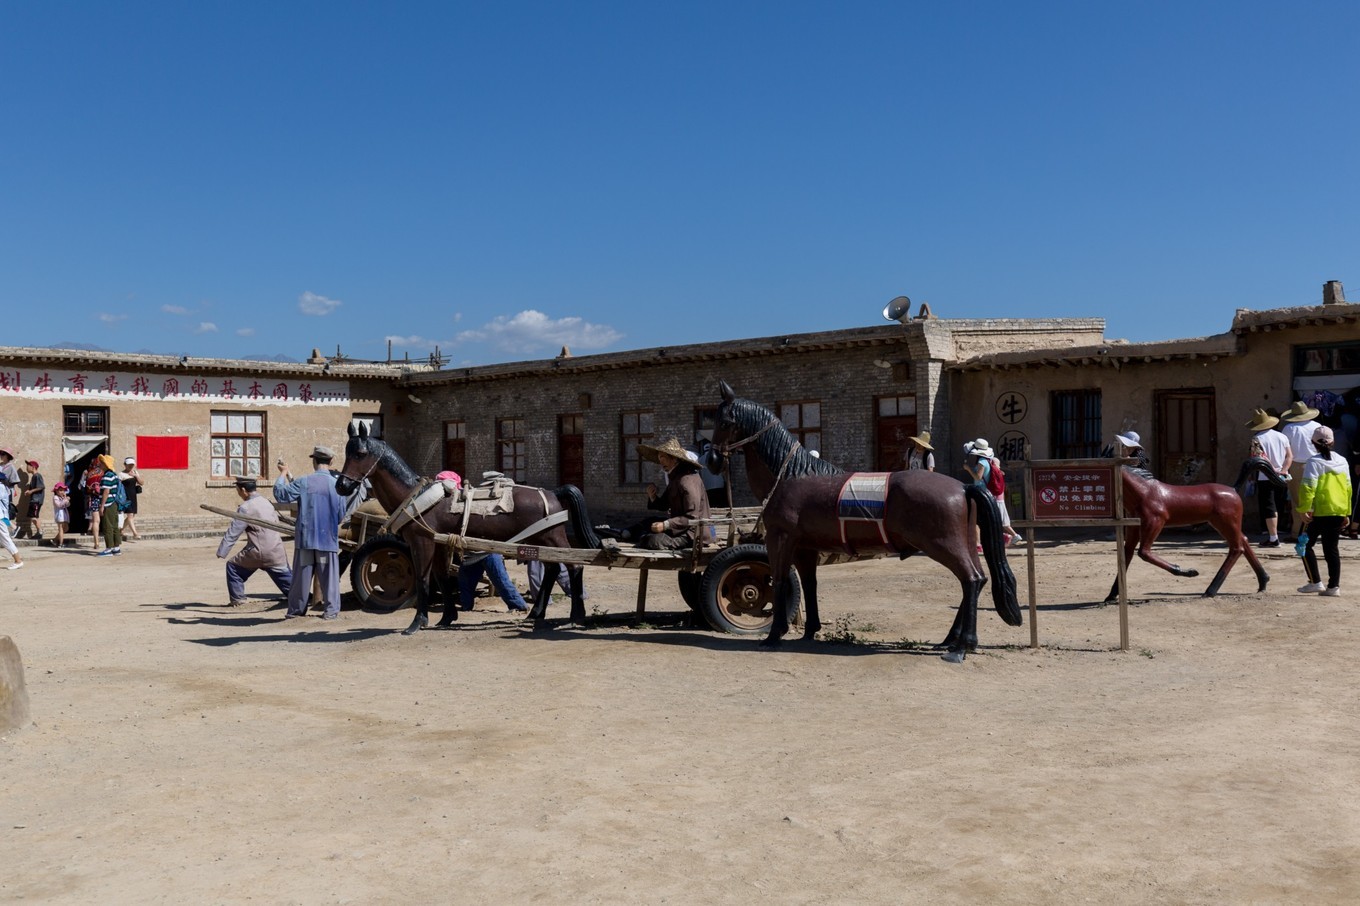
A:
95,454,125,556
1297,426,1352,596
964,438,1019,548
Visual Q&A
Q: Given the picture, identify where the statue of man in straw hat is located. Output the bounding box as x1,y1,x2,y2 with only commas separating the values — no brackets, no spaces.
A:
595,436,711,549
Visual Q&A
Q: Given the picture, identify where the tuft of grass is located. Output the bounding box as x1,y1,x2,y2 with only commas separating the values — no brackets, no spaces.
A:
821,613,873,645
896,637,929,651
1140,648,1155,659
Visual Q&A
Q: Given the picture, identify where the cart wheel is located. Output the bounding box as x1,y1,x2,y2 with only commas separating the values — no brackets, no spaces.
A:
350,535,419,613
699,544,800,635
677,571,703,611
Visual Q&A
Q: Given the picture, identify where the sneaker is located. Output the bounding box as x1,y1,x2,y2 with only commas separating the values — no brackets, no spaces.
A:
96,549,115,557
227,599,250,608
1321,587,1341,597
321,612,339,620
110,547,122,555
1297,582,1325,593
1258,539,1281,548
6,562,22,570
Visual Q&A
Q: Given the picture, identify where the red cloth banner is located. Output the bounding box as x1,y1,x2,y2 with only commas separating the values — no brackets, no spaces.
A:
136,435,190,470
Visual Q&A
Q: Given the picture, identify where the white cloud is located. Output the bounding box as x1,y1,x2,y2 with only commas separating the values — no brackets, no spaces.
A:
161,304,188,315
98,312,127,325
384,334,438,350
299,291,342,316
455,310,623,355
236,327,255,337
194,322,218,334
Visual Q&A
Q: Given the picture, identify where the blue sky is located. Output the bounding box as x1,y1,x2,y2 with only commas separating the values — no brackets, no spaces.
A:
3,2,1358,364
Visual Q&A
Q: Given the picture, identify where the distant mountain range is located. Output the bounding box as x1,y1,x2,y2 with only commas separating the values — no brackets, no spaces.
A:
46,342,299,364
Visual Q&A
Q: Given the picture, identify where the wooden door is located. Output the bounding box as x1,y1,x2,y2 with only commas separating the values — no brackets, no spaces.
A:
875,395,917,471
1155,389,1216,484
558,414,584,489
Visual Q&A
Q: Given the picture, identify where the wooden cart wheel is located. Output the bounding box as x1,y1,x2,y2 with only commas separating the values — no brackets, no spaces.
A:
699,544,800,635
350,535,419,613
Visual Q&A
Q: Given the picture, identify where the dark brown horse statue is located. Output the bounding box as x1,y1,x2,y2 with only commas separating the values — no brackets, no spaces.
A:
1106,467,1269,602
334,423,598,635
711,382,1021,662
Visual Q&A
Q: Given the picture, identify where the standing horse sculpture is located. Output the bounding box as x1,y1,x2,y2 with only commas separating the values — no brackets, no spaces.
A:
334,423,598,635
1106,467,1270,603
711,382,1021,662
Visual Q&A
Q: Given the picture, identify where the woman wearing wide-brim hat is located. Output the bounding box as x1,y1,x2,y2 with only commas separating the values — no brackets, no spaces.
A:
904,432,934,472
1279,400,1324,537
595,436,711,549
1244,408,1293,547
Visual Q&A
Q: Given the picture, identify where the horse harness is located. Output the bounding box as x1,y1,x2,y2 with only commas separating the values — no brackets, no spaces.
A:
380,474,568,564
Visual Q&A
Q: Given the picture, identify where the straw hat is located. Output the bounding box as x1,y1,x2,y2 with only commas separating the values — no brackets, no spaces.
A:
638,436,691,464
908,431,933,451
1244,409,1279,431
98,454,116,470
1281,400,1320,423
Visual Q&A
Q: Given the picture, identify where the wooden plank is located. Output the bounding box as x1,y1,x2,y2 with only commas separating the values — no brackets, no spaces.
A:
199,503,295,540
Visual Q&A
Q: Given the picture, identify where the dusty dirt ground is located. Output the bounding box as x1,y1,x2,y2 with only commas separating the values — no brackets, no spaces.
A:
2,532,1359,904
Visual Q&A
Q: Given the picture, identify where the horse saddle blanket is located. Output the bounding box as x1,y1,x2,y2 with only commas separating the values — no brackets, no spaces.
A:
836,472,891,550
446,476,517,518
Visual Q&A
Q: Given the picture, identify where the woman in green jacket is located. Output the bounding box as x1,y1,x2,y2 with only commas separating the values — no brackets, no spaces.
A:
1298,426,1353,596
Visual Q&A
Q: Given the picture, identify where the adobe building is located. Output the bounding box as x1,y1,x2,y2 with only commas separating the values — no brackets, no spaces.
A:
1,288,1356,533
0,347,409,535
950,289,1360,490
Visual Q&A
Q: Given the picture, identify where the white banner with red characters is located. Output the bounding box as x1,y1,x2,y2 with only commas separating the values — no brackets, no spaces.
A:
0,369,350,405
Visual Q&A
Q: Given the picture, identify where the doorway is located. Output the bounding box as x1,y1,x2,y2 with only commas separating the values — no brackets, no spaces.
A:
1155,388,1217,484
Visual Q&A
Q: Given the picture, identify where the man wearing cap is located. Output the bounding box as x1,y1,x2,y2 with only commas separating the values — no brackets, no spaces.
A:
1246,409,1293,547
273,446,345,620
596,437,710,550
904,432,935,471
218,477,293,607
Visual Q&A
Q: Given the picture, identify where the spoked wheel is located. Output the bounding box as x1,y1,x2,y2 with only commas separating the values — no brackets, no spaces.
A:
699,543,800,635
350,535,419,613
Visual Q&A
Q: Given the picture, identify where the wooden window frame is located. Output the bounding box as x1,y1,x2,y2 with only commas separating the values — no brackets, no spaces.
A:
210,409,267,480
63,405,109,435
778,399,822,453
496,417,527,482
1050,389,1103,459
620,410,655,484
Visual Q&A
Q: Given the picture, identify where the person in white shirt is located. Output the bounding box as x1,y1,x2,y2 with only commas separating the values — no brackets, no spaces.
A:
1246,408,1293,547
1280,400,1322,538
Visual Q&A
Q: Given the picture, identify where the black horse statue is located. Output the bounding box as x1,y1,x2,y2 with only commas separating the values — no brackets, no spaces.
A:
711,381,1021,662
334,423,598,634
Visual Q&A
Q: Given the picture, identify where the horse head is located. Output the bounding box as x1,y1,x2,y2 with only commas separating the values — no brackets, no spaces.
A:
335,421,379,496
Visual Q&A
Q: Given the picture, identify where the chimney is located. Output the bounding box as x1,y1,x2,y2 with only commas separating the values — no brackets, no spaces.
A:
1323,281,1345,305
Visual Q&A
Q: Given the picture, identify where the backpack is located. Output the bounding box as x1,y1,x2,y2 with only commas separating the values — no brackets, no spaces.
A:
111,476,132,512
985,458,1006,497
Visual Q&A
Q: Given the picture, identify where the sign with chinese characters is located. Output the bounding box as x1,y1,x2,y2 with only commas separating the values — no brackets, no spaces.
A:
995,391,1027,425
1031,465,1117,520
0,369,349,406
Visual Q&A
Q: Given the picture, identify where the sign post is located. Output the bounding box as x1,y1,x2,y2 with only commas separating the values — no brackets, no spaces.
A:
1013,458,1140,651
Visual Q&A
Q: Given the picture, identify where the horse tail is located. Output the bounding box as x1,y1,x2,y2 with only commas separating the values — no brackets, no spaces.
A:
967,484,1022,627
553,484,603,549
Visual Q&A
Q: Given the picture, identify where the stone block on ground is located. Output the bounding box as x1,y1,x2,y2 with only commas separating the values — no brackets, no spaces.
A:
0,635,31,731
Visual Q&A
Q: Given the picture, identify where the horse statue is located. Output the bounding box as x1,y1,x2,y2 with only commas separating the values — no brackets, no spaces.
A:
334,423,599,635
710,381,1021,662
1107,465,1270,603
